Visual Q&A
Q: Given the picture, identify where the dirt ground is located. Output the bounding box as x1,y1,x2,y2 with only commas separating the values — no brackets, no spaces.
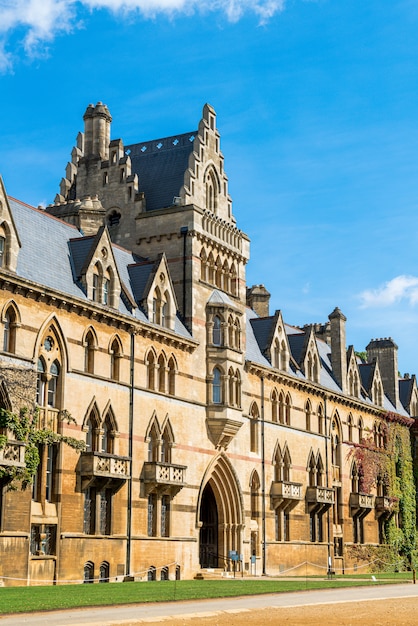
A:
127,597,418,625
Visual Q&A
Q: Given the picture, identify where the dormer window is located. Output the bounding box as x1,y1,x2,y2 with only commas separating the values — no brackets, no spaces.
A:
0,236,4,268
103,276,109,305
92,272,99,302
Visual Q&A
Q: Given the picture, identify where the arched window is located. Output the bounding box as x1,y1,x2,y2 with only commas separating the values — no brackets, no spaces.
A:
305,400,311,431
110,337,122,381
358,417,363,444
85,409,100,452
3,305,18,353
158,353,166,393
175,565,181,580
84,561,94,583
36,357,46,406
207,252,215,284
200,248,207,282
250,471,260,520
215,257,222,288
205,169,218,212
47,360,60,407
101,412,114,454
280,340,288,371
212,315,222,346
228,315,234,347
84,330,96,374
103,270,110,305
161,423,173,464
152,287,162,324
212,367,222,404
146,351,156,390
0,234,5,268
271,389,278,423
161,566,169,581
230,263,238,297
235,369,241,408
234,318,241,350
228,367,235,405
99,562,110,583
317,403,324,435
347,414,353,441
168,357,176,396
147,566,157,581
250,403,259,453
278,391,285,424
147,422,159,462
351,462,360,493
285,393,292,425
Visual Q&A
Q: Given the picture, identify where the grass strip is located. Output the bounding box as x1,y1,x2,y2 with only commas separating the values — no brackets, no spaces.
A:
0,577,408,615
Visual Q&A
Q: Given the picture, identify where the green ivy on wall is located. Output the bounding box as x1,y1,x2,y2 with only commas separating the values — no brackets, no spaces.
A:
0,406,85,488
348,413,416,567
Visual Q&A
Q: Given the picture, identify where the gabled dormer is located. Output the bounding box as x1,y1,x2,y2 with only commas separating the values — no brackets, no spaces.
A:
346,345,361,398
399,374,418,416
249,310,290,372
359,359,384,407
300,326,321,384
142,254,178,331
0,178,21,272
70,226,121,308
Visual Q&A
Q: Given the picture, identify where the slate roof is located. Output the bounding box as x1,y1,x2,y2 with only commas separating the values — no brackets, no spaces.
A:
249,317,275,356
399,378,413,411
126,131,197,211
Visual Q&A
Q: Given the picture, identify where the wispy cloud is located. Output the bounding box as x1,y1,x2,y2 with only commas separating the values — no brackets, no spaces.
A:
0,0,286,72
359,275,418,308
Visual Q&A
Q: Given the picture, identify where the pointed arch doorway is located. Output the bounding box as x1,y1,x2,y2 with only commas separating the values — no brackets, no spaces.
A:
199,483,218,567
198,455,244,569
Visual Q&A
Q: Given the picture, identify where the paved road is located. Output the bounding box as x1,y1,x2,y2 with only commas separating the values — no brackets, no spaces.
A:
0,583,416,625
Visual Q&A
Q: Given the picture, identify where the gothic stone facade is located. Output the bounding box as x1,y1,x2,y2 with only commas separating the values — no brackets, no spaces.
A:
0,103,416,585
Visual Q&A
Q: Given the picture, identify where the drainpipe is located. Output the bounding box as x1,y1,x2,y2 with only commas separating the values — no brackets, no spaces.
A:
261,375,266,576
126,328,135,578
180,227,188,324
324,393,332,577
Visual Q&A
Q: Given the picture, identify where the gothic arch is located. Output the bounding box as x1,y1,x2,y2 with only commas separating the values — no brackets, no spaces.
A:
33,314,69,372
197,453,244,567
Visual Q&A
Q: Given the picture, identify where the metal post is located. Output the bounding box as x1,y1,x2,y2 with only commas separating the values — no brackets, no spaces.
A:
324,394,333,577
261,375,266,576
126,328,135,578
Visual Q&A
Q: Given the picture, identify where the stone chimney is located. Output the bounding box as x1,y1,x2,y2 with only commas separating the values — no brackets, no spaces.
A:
328,307,347,393
246,285,270,317
366,338,399,409
83,102,112,160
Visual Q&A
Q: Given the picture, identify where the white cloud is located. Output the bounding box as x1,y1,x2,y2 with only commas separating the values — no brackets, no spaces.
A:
359,275,418,308
0,0,285,70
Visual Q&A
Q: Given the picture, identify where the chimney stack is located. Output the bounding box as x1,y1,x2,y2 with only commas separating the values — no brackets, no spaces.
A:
366,338,399,409
328,307,347,393
246,284,271,317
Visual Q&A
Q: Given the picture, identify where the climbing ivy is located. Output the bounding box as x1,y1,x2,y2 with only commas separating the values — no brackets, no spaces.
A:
0,406,85,488
348,413,416,566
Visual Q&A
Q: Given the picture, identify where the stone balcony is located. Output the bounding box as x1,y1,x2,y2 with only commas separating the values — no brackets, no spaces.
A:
306,485,334,512
80,451,131,491
0,440,26,469
350,492,375,514
142,461,187,496
375,495,397,517
270,480,303,510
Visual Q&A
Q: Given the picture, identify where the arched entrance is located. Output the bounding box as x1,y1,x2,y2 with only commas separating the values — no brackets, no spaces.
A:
199,483,218,567
198,454,244,569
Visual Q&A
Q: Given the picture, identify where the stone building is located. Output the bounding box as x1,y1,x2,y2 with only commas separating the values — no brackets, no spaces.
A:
0,103,416,585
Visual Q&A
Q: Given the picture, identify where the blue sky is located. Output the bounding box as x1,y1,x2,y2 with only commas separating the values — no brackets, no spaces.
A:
1,0,418,375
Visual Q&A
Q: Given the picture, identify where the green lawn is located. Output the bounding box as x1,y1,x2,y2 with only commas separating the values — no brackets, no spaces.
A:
0,576,410,615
